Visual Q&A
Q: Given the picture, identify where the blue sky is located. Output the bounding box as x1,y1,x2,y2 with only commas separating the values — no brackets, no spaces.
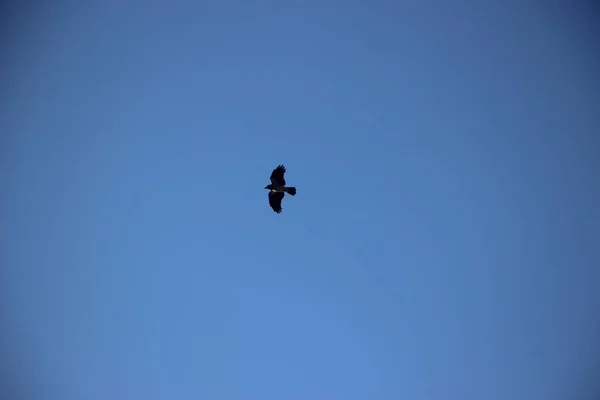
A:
2,2,599,399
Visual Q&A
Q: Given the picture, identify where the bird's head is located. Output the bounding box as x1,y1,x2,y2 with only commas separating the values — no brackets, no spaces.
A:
264,185,272,190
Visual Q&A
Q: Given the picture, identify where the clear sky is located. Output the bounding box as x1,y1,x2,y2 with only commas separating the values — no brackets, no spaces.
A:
2,2,599,399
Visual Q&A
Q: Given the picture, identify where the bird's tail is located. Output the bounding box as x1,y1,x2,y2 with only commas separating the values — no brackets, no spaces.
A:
285,187,297,196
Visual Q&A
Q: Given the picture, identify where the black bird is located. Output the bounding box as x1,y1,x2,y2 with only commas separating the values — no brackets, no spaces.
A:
264,164,297,214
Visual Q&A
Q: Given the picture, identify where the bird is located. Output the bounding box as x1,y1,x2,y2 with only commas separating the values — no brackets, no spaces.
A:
264,164,297,214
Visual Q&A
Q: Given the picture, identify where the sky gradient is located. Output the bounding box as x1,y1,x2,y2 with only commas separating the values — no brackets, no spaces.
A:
2,2,599,399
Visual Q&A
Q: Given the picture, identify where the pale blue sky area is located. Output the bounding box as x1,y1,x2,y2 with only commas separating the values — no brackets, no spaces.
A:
2,2,599,399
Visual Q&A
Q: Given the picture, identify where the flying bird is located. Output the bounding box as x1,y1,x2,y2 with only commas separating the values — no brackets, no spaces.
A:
264,164,297,214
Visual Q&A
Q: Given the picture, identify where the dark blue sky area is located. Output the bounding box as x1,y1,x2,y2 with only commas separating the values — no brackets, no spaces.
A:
2,2,599,400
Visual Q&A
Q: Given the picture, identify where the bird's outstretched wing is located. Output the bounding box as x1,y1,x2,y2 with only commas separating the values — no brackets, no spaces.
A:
270,165,286,186
268,191,285,214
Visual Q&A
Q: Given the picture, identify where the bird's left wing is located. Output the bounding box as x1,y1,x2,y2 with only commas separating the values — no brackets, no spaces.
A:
270,165,286,186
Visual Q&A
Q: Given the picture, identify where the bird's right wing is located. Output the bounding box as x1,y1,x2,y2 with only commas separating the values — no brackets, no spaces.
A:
268,191,285,214
270,165,286,186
